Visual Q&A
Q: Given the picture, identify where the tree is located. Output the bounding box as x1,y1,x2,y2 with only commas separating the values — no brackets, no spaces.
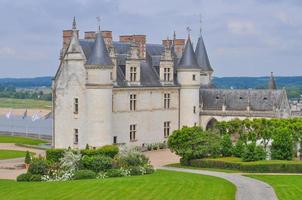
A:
168,126,221,161
233,139,245,158
220,134,233,157
271,128,293,160
25,151,31,165
242,142,266,162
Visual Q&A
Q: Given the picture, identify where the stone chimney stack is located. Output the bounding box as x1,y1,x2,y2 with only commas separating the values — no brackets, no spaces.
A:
162,39,173,48
102,31,113,48
173,39,185,58
119,34,146,59
63,30,78,50
84,31,96,39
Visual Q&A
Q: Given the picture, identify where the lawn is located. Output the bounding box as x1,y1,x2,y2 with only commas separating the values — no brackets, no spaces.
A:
0,98,51,109
0,170,236,200
167,163,242,173
0,136,47,145
0,149,34,160
247,175,302,200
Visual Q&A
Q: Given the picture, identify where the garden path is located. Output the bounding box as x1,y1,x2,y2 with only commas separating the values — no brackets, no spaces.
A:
159,166,278,200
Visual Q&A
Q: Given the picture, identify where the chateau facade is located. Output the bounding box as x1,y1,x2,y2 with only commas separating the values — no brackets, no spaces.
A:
52,19,291,148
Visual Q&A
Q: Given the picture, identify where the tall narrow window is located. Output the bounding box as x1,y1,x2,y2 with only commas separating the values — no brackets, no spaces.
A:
130,94,137,111
192,74,196,81
74,129,79,144
130,124,136,142
74,98,79,114
113,136,117,144
193,106,196,114
164,68,171,81
164,93,171,109
164,121,170,138
130,67,137,82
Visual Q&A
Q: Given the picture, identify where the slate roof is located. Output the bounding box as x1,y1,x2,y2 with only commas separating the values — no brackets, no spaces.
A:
195,35,213,72
177,37,200,69
200,89,286,111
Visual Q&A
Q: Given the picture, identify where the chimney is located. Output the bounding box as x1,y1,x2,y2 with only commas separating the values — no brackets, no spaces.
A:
84,31,96,39
173,39,185,58
63,30,74,50
102,30,113,47
132,35,146,58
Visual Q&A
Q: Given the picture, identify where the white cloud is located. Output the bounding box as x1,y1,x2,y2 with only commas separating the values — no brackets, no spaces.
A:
227,20,257,35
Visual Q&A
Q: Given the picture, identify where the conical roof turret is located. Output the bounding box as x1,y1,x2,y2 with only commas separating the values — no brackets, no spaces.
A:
195,34,213,71
177,37,199,69
86,30,113,66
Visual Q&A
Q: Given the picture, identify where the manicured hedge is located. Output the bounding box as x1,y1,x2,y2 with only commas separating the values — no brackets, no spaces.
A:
17,173,42,182
73,170,96,180
46,145,119,162
187,158,302,173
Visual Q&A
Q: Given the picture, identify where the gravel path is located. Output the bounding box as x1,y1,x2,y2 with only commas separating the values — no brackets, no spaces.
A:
159,167,278,200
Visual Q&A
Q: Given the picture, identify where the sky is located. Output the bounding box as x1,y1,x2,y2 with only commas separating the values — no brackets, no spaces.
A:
0,0,301,78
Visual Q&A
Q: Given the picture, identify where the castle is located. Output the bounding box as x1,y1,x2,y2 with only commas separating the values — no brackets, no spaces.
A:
52,18,291,148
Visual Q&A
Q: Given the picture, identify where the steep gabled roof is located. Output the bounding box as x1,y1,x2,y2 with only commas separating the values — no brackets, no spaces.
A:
195,35,213,71
86,31,113,66
177,37,199,69
268,72,277,90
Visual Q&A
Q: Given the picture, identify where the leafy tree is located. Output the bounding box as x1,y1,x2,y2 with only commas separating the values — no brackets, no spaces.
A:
271,128,294,160
233,139,245,158
25,151,31,165
242,142,266,162
220,134,233,157
168,126,221,161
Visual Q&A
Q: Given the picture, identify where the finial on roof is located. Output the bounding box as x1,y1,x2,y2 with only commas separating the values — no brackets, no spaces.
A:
72,16,77,30
96,16,101,32
199,14,202,36
173,31,176,40
186,26,192,39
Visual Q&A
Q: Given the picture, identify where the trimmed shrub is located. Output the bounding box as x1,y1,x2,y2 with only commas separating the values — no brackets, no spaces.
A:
46,149,65,163
147,144,152,151
129,166,145,176
106,169,124,177
17,173,32,182
81,155,112,173
233,140,245,158
73,170,96,180
28,159,49,175
80,145,119,158
159,143,166,149
114,148,149,168
220,134,233,157
188,158,302,173
25,151,31,164
144,165,155,174
16,173,42,182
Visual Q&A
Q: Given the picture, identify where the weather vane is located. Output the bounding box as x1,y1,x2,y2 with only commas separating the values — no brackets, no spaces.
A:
186,26,192,37
96,16,101,31
199,14,202,35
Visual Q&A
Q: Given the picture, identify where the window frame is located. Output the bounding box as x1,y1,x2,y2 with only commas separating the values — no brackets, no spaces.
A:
164,121,170,138
130,94,137,111
130,124,136,142
74,98,79,114
164,93,171,109
74,128,79,145
130,66,137,82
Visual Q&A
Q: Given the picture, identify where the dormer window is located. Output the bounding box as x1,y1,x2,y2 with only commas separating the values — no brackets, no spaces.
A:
164,68,171,81
130,67,137,82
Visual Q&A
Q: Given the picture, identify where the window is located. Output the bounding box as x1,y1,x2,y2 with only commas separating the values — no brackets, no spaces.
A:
192,74,196,81
164,121,170,138
130,66,137,82
130,94,136,111
74,129,78,144
113,136,117,144
193,106,196,114
130,124,136,142
110,72,113,80
164,68,171,81
164,93,171,109
74,98,79,114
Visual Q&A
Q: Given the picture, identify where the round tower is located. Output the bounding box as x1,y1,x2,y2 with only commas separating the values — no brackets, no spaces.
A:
177,36,201,127
84,29,114,147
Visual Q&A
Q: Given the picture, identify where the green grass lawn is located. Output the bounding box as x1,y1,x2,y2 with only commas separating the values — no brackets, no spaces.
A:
167,163,242,173
0,149,34,160
247,175,302,200
0,136,47,145
0,170,236,200
0,98,51,109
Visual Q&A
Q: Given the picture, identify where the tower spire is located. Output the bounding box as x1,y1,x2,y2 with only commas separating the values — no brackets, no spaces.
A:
72,16,77,30
199,14,202,36
96,16,101,32
268,72,277,90
186,26,192,39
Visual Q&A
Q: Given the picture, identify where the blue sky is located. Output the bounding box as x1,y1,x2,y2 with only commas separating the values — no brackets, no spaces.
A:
0,0,301,77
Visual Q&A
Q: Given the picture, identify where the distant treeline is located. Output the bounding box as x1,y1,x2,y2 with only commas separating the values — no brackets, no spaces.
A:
0,76,301,99
0,85,52,101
